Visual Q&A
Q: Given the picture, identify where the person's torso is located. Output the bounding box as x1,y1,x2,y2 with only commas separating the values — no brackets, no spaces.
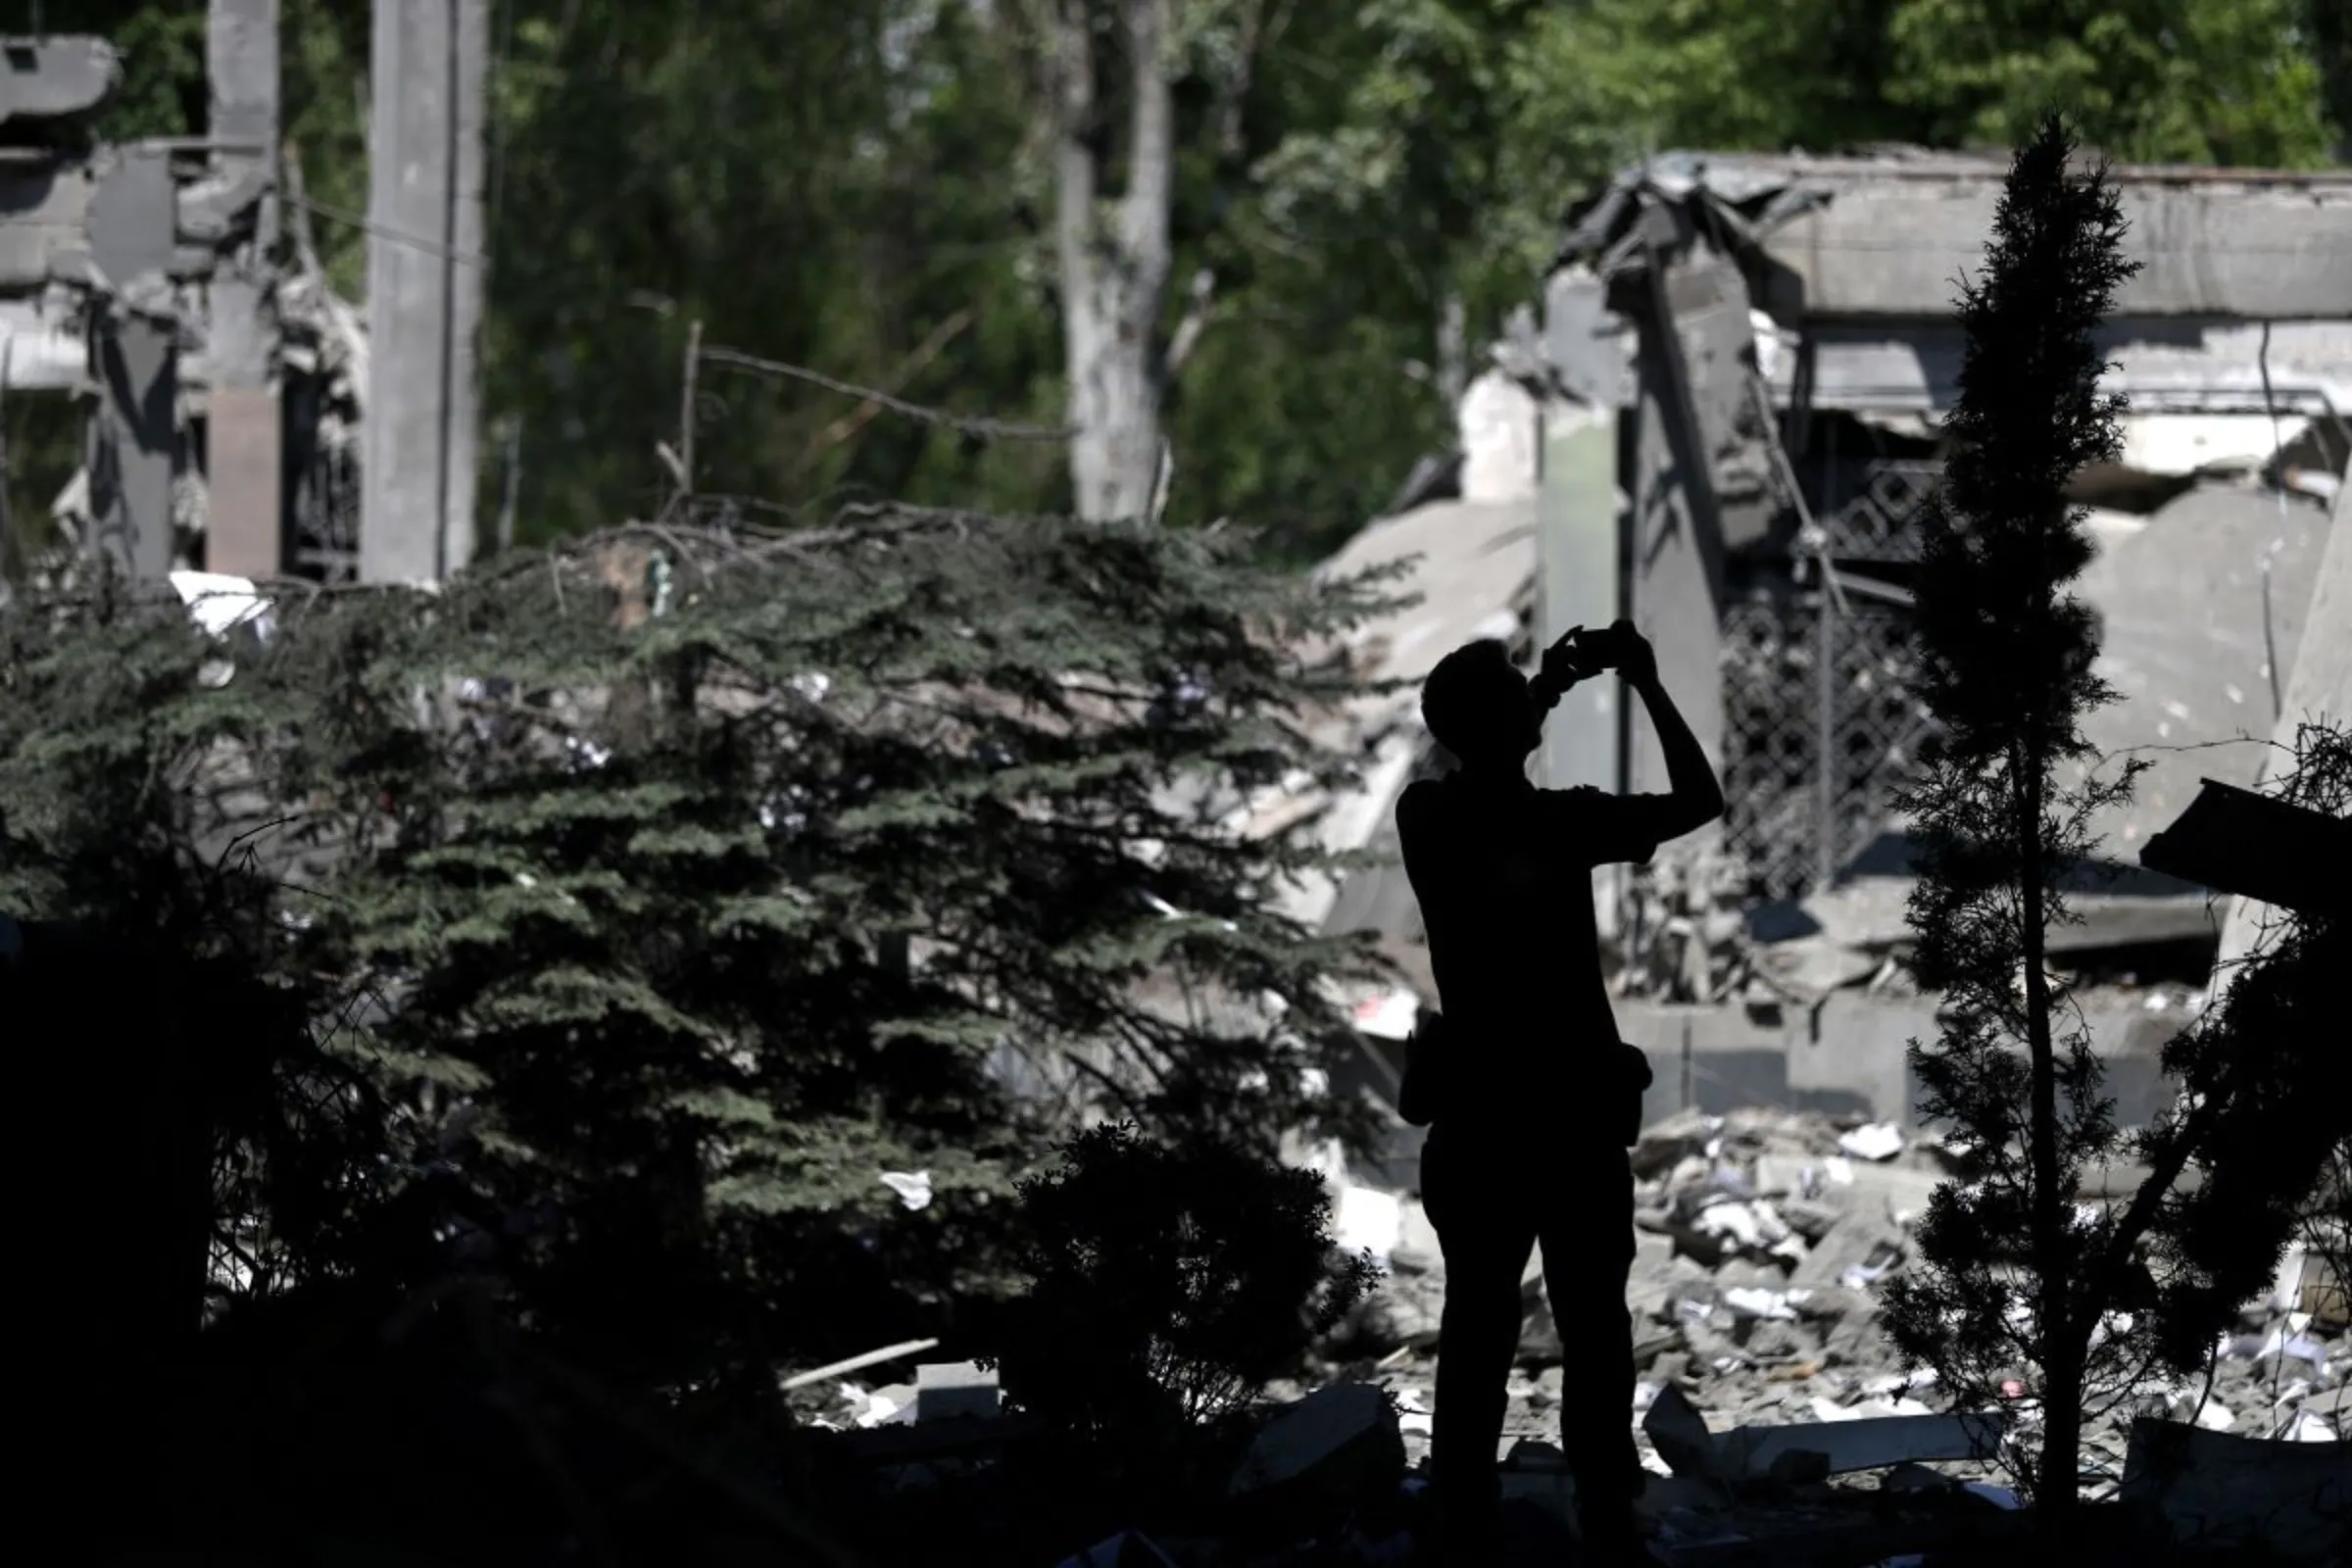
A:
1409,776,1618,1091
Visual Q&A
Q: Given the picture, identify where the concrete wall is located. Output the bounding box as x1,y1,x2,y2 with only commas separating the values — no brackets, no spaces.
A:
1756,173,2352,320
1617,995,2185,1135
1342,993,2187,1194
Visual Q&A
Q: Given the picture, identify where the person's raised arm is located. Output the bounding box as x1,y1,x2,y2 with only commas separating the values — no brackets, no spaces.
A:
1618,623,1725,837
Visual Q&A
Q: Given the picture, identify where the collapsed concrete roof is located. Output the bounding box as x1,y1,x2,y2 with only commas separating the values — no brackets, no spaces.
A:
1557,147,2352,322
2141,776,2352,922
1548,149,2352,421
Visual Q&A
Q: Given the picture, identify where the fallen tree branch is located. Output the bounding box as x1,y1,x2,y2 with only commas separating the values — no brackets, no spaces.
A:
794,309,979,474
699,343,1073,442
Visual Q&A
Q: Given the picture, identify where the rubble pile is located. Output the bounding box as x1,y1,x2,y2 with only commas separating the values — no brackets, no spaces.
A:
791,1106,2347,1564
1342,1110,2349,1473
1612,849,1924,1009
1316,1107,2351,1558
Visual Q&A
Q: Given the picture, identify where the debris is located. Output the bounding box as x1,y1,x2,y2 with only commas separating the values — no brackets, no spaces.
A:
1228,1383,1405,1515
1785,1210,1905,1292
1642,1383,1725,1481
844,1382,911,1429
1302,1102,2347,1557
2120,1417,2351,1564
1394,1387,1432,1437
1722,1287,1798,1322
1390,1199,1441,1275
1336,1184,1403,1268
879,1170,933,1210
914,1360,1001,1423
169,570,276,641
1837,1123,1905,1162
1633,1108,1722,1179
1722,1411,2002,1482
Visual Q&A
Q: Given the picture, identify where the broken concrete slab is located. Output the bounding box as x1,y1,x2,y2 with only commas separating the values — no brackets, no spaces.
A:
1716,1410,2002,1482
1228,1382,1405,1517
2119,1416,2350,1564
1785,1213,1906,1292
1635,1108,1721,1179
1644,1383,1727,1480
1820,1157,1948,1228
915,1360,1002,1423
1642,1379,2003,1486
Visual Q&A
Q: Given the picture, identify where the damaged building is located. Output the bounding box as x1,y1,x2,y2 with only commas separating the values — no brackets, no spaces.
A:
1295,150,2351,1178
1,10,368,593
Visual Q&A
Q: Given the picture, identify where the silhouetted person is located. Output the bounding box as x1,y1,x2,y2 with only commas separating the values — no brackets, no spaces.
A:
1396,622,1725,1564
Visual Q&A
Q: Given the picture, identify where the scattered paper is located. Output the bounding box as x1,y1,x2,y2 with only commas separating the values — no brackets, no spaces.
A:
879,1170,933,1210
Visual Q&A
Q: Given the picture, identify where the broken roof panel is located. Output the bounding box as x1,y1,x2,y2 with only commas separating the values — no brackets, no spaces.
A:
2140,778,2352,920
2069,484,2336,858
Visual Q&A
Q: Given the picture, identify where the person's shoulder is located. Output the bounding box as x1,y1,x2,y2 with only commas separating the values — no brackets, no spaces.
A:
1396,776,1446,825
1537,783,1603,813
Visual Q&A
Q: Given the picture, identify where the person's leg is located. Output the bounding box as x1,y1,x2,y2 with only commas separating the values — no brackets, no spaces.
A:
1538,1144,1644,1555
1422,1126,1534,1560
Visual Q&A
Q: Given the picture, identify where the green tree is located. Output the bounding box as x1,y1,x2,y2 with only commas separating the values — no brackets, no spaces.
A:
1,503,1402,1398
1876,114,2145,1521
1883,0,2340,166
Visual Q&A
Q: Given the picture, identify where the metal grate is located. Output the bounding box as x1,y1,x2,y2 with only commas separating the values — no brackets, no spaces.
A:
1823,459,1939,562
1718,459,1942,900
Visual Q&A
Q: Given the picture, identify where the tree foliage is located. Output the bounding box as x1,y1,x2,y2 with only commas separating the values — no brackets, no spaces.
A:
0,504,1402,1400
2119,721,2352,1372
983,1118,1382,1445
1882,0,2339,166
1876,113,2145,1515
1879,117,2351,1526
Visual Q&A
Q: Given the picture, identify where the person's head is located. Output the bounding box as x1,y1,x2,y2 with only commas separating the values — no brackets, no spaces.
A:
1421,639,1540,772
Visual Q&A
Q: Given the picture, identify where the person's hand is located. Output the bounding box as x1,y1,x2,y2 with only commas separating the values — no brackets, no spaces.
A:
1536,627,1591,700
1610,619,1657,686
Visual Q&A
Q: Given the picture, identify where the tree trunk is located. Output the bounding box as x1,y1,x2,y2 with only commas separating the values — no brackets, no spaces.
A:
2021,662,2081,1525
1437,289,1468,410
1051,0,1177,522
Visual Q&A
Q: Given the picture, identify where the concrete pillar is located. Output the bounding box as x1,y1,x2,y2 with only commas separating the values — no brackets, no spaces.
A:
89,313,180,580
206,0,285,579
361,0,488,585
1537,404,1623,796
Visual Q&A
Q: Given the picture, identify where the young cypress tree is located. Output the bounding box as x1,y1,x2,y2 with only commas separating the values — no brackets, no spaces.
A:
1876,114,2145,1523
